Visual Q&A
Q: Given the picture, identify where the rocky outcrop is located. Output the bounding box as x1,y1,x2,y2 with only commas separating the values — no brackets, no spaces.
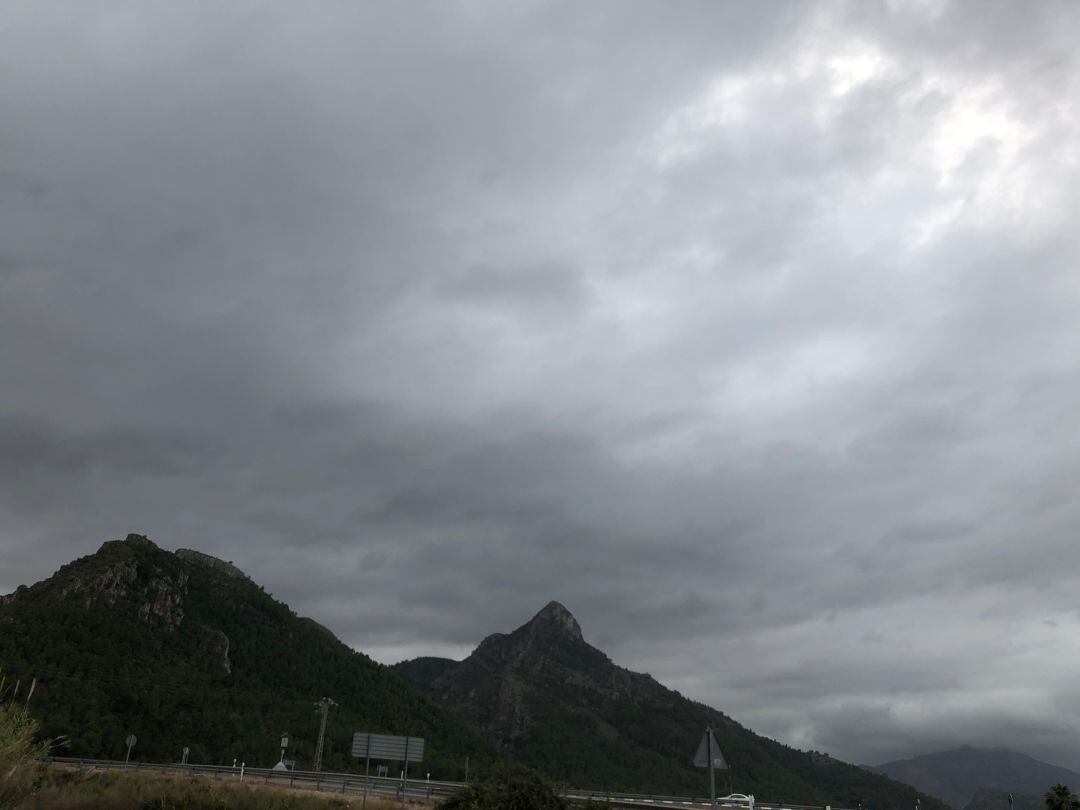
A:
194,625,232,675
416,601,623,751
44,535,189,632
531,600,583,641
58,555,139,604
136,574,188,630
175,549,250,581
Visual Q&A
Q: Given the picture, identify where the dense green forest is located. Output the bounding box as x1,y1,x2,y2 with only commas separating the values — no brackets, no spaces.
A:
0,535,950,808
0,535,495,777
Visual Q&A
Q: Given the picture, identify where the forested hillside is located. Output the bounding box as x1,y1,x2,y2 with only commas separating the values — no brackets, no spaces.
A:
0,534,495,776
396,602,949,809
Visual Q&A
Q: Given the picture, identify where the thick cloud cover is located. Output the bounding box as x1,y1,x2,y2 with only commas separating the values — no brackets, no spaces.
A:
3,0,1080,770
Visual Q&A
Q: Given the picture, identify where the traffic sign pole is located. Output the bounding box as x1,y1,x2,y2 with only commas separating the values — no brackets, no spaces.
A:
694,726,727,809
708,727,717,810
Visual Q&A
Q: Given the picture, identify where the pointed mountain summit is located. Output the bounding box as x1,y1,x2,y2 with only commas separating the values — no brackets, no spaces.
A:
395,603,947,808
529,600,584,642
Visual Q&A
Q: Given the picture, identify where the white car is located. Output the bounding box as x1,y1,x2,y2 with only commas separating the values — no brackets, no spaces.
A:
719,794,756,808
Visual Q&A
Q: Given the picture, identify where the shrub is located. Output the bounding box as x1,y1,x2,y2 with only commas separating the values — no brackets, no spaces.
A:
0,700,50,807
21,769,399,808
440,764,568,810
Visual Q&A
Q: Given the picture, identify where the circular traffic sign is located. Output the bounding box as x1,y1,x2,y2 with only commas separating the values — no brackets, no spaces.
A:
126,734,137,747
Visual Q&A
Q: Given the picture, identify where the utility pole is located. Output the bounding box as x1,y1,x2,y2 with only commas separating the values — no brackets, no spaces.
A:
313,697,336,772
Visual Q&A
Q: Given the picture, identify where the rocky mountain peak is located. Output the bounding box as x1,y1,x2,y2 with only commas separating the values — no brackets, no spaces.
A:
123,532,156,546
175,548,250,581
43,533,189,632
527,600,583,642
97,533,160,555
395,599,954,806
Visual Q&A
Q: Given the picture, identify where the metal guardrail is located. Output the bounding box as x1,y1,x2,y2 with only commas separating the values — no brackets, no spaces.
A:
46,757,456,804
565,790,852,810
43,757,855,809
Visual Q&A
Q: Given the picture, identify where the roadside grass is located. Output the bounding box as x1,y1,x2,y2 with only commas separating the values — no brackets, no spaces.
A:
18,768,406,809
0,684,51,808
1,676,413,808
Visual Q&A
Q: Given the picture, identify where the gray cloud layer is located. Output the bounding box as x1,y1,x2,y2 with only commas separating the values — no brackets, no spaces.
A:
3,0,1080,770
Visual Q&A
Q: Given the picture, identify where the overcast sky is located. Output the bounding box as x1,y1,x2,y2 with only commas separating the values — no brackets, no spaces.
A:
3,0,1080,771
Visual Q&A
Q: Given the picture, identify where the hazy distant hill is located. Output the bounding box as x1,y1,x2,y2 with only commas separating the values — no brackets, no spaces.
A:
872,747,1080,809
0,534,494,775
394,601,947,808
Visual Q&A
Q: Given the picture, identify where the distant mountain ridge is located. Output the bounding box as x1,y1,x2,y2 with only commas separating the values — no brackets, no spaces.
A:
872,747,1080,809
0,534,494,774
394,601,948,809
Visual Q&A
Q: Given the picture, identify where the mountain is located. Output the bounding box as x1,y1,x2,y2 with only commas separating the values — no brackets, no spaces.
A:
872,747,1080,809
0,534,495,775
392,656,459,692
394,601,948,809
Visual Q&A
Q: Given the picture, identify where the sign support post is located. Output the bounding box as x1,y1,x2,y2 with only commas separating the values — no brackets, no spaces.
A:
694,726,728,810
708,727,717,810
351,729,426,809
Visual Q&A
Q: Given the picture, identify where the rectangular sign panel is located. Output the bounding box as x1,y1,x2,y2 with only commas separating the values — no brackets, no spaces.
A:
351,732,425,762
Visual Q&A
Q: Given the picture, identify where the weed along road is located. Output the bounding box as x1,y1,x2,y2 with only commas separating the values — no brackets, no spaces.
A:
43,757,857,809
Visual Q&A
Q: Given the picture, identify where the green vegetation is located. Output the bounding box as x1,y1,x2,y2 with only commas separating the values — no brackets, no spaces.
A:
0,680,52,808
441,765,568,810
0,536,496,777
0,536,950,809
17,769,398,809
501,683,940,807
1044,785,1080,810
397,610,948,810
1,704,42,806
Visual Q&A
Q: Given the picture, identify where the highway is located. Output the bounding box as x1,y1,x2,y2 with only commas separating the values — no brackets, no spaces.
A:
44,756,854,809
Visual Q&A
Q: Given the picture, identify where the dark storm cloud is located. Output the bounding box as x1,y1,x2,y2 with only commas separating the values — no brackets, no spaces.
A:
3,0,1080,772
0,417,214,482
